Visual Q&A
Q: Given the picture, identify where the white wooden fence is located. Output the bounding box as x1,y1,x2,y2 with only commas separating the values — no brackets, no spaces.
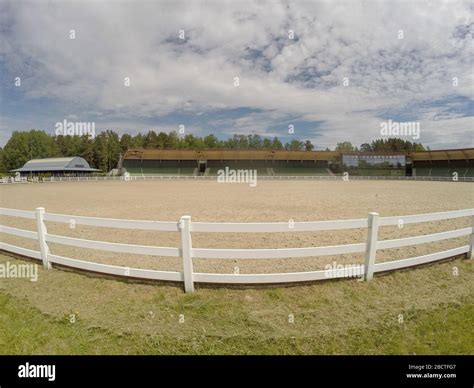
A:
1,175,473,184
0,176,28,184
0,207,472,292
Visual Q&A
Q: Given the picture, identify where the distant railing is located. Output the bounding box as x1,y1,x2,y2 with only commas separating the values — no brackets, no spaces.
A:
1,174,472,183
0,176,28,184
1,207,472,292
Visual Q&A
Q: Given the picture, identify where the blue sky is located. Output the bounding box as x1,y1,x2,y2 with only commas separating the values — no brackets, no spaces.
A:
0,0,472,149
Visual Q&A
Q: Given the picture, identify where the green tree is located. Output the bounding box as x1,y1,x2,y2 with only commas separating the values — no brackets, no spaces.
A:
167,131,180,149
92,130,121,172
106,130,121,170
286,139,304,150
55,135,82,156
156,132,169,149
271,137,284,150
304,140,314,151
131,133,145,148
79,136,95,166
2,130,58,171
120,134,132,153
236,135,249,149
0,147,5,173
248,134,263,149
203,134,219,148
335,142,355,152
223,135,239,149
370,138,425,152
262,138,272,149
144,131,159,148
93,133,107,171
360,143,372,152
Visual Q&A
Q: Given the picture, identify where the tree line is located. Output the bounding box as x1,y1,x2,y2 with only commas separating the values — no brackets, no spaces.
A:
0,129,426,172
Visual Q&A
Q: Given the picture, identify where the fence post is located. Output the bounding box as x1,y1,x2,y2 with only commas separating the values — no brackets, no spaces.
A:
179,215,194,293
364,212,379,281
35,207,51,269
469,214,474,260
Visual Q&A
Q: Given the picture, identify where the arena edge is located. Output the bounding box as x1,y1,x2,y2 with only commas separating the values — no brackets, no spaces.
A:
0,206,472,293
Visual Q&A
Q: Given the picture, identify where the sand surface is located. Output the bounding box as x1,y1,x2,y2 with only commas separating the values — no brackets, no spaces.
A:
1,180,473,274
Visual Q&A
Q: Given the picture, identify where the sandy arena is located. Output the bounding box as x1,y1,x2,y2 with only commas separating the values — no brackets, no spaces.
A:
0,180,473,275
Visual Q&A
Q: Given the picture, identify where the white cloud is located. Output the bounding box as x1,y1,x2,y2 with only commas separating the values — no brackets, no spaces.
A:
0,0,472,148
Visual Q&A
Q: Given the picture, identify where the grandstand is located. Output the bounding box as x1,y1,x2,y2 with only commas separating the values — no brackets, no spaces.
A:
122,149,335,176
410,149,474,177
121,147,474,177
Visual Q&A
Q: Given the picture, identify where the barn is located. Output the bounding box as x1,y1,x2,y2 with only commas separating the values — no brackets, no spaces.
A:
11,157,101,177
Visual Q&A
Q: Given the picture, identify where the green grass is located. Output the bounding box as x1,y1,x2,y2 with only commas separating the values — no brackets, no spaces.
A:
0,254,473,354
0,292,472,355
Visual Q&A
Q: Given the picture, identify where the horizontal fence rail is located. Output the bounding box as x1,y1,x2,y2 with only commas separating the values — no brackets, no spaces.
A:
0,207,473,292
45,234,180,257
43,212,179,231
192,243,367,259
373,246,470,273
0,225,38,240
191,218,368,233
49,254,184,282
0,208,36,219
379,208,473,226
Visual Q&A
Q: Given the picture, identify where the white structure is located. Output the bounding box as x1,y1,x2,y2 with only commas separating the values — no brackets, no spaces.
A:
11,157,100,175
0,207,472,292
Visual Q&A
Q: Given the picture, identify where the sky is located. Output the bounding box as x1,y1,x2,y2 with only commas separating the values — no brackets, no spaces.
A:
0,0,472,149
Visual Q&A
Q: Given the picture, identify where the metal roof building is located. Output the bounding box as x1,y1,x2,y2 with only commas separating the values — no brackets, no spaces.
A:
11,157,100,175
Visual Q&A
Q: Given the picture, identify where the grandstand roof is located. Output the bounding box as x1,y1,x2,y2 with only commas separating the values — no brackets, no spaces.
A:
406,148,474,161
123,147,474,161
11,157,100,172
124,149,339,161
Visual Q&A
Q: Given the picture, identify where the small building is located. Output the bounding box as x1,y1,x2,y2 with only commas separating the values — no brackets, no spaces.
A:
11,157,101,177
